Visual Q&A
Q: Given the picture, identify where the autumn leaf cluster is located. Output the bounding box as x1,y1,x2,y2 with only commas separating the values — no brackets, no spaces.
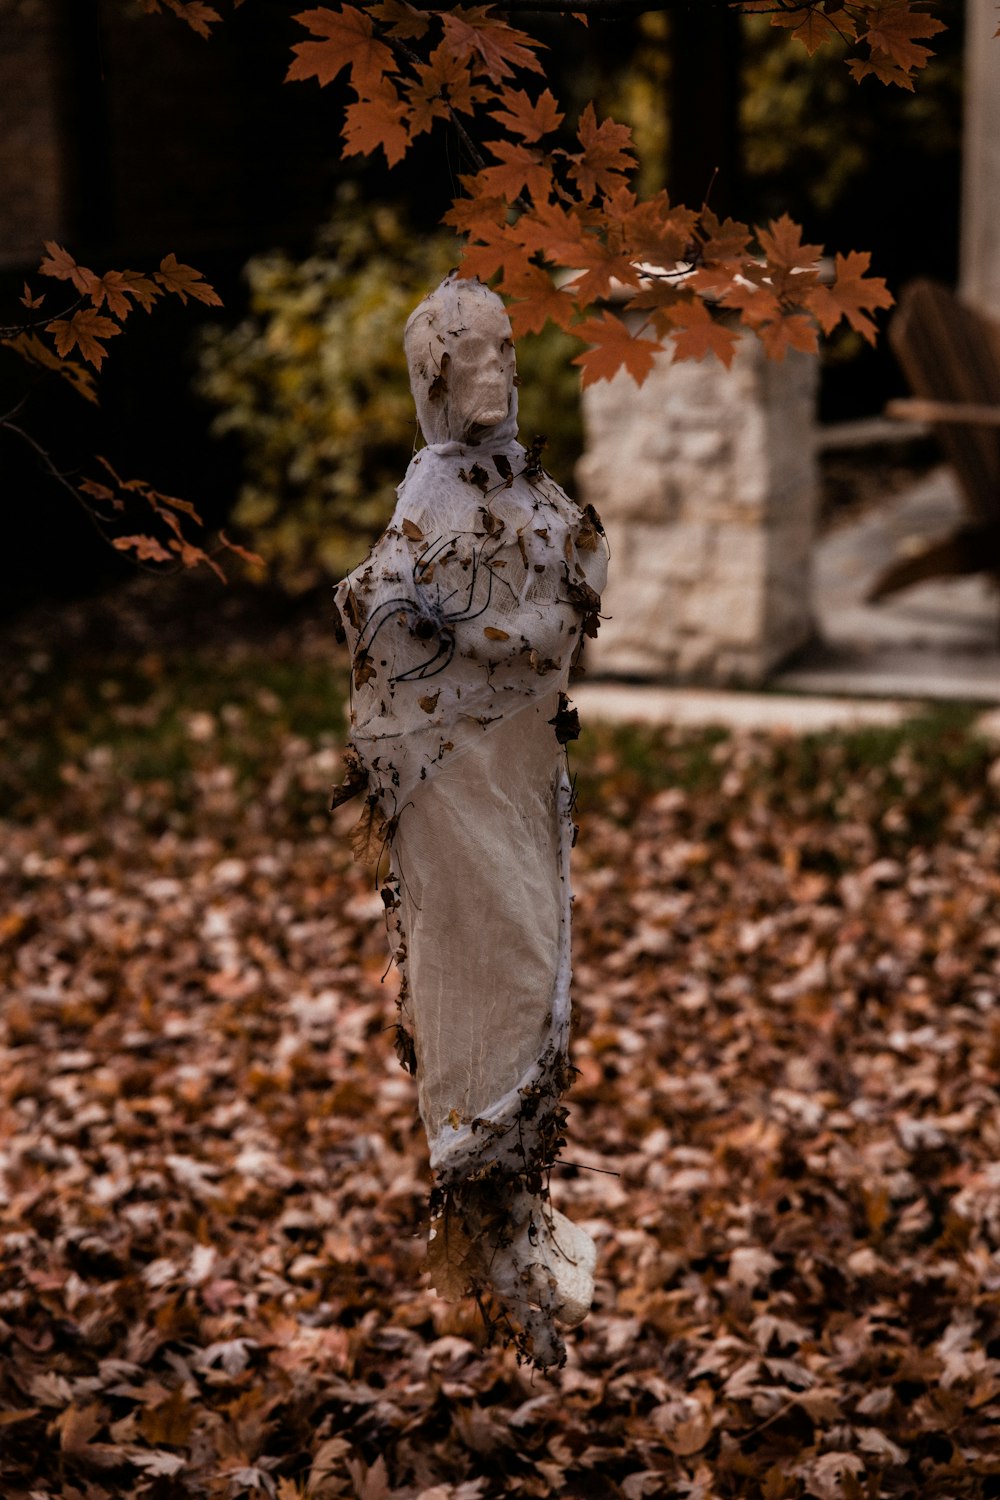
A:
282,1,908,381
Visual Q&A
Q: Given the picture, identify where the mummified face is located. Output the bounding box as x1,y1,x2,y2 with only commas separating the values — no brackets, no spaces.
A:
447,308,517,437
405,277,519,446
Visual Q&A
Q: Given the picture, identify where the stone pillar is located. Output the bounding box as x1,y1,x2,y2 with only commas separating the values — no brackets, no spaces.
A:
960,0,1000,319
577,317,819,685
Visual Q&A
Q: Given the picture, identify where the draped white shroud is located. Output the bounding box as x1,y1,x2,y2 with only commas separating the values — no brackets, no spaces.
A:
334,276,607,1367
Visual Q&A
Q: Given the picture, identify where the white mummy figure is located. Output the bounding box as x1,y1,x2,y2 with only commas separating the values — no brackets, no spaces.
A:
333,274,608,1368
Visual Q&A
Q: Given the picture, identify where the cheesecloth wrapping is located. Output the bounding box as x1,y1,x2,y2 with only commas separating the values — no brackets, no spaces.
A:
333,276,608,1367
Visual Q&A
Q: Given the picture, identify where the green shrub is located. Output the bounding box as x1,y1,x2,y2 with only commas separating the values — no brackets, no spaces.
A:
198,194,584,593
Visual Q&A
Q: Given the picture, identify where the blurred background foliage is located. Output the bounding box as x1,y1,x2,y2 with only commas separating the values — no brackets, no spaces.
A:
197,192,584,593
0,2,966,606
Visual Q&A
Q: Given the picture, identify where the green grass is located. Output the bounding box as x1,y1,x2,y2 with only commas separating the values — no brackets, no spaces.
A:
2,644,995,851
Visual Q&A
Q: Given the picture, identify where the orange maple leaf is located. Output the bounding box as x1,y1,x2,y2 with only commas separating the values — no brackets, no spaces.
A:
722,279,784,330
443,189,509,234
860,1,945,74
88,269,161,317
154,254,222,306
514,199,590,266
49,308,122,369
407,45,491,135
286,6,394,89
344,78,410,166
165,0,221,38
477,140,553,204
439,6,545,79
504,264,577,335
757,213,824,273
20,282,45,310
112,534,174,563
369,0,429,40
219,530,266,568
665,300,740,367
571,310,660,388
612,189,698,267
568,104,635,200
39,242,96,295
756,313,820,361
564,241,646,304
167,534,226,581
771,5,847,53
459,221,536,285
805,248,894,342
493,87,563,143
847,51,916,89
4,332,97,402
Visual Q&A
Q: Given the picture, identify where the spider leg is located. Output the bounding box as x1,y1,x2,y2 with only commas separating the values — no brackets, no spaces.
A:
357,595,420,653
391,632,456,683
452,552,496,625
437,544,480,617
413,533,457,583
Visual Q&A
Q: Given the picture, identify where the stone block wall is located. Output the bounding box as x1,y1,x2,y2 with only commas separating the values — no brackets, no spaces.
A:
577,316,819,685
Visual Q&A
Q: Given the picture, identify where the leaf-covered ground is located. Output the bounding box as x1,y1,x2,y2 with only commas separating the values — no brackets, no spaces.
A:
1,595,999,1500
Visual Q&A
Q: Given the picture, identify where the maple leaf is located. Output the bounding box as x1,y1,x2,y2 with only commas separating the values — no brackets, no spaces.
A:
49,308,122,369
563,239,645,304
439,6,545,79
568,103,635,200
369,0,428,39
38,241,96,295
78,477,116,505
459,221,536,285
771,5,843,53
88,269,161,317
4,332,98,401
513,198,590,267
154,254,222,306
699,207,753,265
757,213,824,273
165,0,221,38
722,279,784,330
665,298,741,366
805,248,894,341
407,45,491,135
219,530,266,568
504,264,577,335
614,189,698,267
756,313,820,360
343,78,410,166
477,140,553,204
571,310,661,388
112,534,174,563
20,282,45,310
53,1401,104,1453
493,87,564,143
142,0,222,35
167,534,227,580
860,1,946,75
286,6,394,90
847,50,917,89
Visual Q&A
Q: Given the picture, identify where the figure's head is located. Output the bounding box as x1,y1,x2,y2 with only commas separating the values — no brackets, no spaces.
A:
404,275,517,446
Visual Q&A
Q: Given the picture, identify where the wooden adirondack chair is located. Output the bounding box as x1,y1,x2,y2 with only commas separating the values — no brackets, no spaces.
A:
869,278,1000,601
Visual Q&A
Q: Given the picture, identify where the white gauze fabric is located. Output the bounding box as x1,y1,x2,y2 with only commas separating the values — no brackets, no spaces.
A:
334,275,607,1367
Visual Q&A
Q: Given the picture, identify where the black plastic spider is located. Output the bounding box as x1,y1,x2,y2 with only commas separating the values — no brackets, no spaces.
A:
355,534,497,683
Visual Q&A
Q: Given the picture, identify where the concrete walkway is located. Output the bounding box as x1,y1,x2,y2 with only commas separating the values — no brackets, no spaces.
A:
576,466,1000,739
776,467,1000,703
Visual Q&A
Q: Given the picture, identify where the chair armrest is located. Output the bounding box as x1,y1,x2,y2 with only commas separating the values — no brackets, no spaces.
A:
885,397,1000,426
